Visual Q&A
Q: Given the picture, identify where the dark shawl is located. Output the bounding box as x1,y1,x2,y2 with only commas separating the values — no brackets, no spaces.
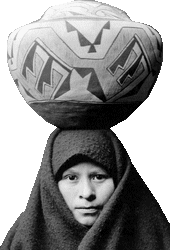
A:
1,128,170,250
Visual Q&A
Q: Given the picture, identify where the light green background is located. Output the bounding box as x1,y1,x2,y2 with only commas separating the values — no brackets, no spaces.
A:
0,0,169,245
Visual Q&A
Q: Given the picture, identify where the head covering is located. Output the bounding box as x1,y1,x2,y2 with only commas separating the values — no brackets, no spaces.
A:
1,128,170,250
52,130,119,185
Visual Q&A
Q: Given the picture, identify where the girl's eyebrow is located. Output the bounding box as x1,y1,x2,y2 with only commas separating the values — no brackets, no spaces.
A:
63,168,79,175
63,168,107,175
89,168,108,173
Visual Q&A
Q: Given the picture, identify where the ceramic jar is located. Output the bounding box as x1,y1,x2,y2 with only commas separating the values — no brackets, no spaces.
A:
7,0,162,128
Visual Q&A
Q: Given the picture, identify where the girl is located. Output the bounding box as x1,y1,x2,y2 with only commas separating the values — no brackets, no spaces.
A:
1,129,170,249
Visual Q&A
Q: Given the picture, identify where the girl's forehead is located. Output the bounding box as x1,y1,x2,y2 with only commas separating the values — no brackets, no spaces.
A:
63,162,107,174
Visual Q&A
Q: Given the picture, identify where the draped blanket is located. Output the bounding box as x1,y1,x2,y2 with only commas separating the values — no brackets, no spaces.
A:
1,129,170,250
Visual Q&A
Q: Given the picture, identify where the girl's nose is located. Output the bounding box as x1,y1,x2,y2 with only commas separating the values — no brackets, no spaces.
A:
79,179,96,201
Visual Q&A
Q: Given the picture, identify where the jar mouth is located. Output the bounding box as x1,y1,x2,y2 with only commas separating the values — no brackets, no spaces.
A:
41,1,131,22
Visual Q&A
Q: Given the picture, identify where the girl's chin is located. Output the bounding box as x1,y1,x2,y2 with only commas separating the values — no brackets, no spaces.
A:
74,211,100,226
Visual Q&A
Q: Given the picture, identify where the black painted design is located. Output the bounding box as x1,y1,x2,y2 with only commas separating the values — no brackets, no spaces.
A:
66,21,110,53
53,74,71,99
22,42,37,79
22,39,105,101
54,67,106,102
22,40,71,95
108,36,150,87
119,53,143,85
94,21,110,46
118,77,147,99
7,32,19,64
76,68,106,102
108,38,136,80
66,21,91,48
69,11,83,16
37,56,53,94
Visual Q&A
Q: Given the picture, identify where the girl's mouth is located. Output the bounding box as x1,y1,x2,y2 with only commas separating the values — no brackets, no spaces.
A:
76,206,102,214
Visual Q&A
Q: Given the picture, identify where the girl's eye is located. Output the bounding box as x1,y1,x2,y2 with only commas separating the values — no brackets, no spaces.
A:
63,175,78,181
92,174,108,181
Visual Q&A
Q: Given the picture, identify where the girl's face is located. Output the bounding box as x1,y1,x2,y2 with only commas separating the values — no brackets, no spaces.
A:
58,162,115,226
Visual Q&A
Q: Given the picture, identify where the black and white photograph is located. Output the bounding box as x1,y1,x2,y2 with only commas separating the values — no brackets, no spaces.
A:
0,0,170,249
